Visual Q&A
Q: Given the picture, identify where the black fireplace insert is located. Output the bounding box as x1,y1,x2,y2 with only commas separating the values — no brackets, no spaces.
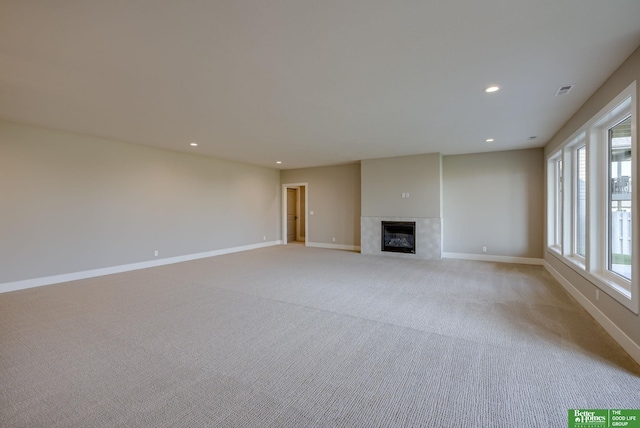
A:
381,221,416,254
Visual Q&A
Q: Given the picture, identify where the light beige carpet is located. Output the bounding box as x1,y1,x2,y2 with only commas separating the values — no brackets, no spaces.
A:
1,245,639,427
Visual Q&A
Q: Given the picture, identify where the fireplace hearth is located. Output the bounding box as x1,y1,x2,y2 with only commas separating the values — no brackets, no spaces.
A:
381,221,416,254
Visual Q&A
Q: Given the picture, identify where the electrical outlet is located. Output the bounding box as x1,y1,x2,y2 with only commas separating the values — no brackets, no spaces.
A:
332,237,336,242
596,289,600,301
482,246,487,253
263,236,266,241
154,250,159,257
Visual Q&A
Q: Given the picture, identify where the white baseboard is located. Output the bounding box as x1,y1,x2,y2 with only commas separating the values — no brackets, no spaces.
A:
0,240,283,294
306,242,361,252
544,261,640,366
443,252,543,265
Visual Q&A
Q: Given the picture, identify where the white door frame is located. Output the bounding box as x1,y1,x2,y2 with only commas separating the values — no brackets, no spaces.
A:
282,183,308,245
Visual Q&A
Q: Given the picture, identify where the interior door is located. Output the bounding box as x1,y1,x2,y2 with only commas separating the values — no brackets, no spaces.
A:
286,188,297,243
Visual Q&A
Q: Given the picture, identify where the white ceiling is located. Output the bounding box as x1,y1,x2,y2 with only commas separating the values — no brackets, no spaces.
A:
1,1,640,169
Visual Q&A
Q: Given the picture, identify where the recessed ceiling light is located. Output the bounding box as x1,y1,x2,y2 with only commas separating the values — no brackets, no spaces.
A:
276,161,282,164
486,138,494,142
484,86,500,93
190,142,198,147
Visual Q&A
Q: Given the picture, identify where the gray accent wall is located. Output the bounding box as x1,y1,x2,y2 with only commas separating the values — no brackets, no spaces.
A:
443,149,544,258
361,154,442,218
280,163,361,247
0,120,281,284
361,154,443,259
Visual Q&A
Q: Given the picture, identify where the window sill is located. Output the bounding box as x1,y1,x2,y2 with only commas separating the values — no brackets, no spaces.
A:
546,251,637,314
591,270,632,301
565,254,586,271
547,245,562,256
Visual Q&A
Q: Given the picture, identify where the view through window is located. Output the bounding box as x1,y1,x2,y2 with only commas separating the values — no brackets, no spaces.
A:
608,116,632,280
576,146,586,258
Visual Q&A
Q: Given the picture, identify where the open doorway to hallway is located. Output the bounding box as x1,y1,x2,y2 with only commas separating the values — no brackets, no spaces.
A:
282,183,308,245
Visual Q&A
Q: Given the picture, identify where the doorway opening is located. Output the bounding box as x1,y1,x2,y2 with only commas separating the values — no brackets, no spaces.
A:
282,183,308,245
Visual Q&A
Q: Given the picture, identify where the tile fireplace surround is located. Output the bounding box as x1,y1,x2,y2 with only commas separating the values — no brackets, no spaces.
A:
361,216,442,260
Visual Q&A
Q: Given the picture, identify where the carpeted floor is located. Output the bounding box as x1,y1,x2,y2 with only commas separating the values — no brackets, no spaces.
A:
1,245,639,427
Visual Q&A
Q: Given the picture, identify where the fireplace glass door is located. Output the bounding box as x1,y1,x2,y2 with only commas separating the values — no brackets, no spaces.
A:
381,221,416,254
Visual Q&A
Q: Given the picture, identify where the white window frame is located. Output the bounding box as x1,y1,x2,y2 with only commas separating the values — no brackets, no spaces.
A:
573,143,587,261
547,155,563,253
546,81,637,313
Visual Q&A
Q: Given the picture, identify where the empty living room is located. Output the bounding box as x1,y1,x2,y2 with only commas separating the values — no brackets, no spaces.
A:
1,1,640,427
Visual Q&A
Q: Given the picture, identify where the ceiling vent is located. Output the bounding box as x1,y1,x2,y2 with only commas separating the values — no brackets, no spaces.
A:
555,84,574,96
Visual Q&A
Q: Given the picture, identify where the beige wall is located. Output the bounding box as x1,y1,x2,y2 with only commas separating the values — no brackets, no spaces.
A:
543,46,640,351
443,149,544,258
361,153,442,218
0,120,280,284
281,163,361,247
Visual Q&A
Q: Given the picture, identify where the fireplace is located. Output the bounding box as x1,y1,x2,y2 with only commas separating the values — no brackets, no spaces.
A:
381,221,416,254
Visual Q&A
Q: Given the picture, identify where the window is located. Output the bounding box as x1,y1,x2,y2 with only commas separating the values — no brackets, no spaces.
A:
608,116,632,280
546,81,637,313
556,159,563,248
547,157,563,250
575,146,586,258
